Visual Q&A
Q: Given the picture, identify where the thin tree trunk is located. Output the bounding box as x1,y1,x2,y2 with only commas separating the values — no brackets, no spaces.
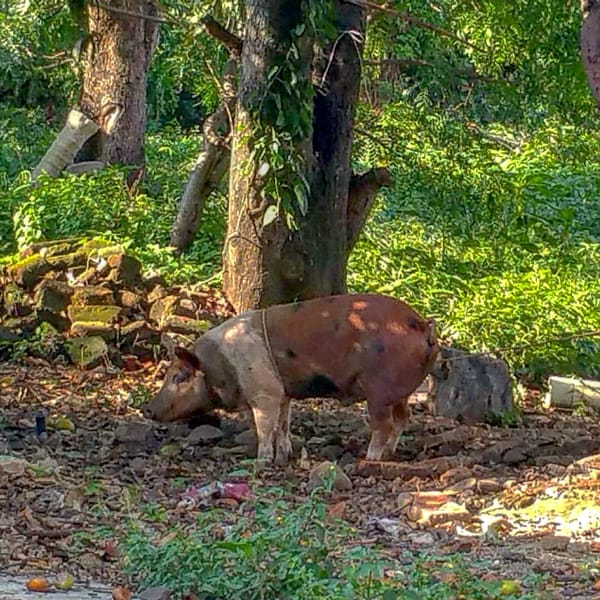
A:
170,63,236,254
77,0,159,166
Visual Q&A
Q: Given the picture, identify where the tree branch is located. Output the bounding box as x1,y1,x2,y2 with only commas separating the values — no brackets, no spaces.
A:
342,0,482,52
96,2,177,25
201,16,243,56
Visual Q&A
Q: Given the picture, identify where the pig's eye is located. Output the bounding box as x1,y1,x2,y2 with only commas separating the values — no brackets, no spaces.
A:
172,372,190,385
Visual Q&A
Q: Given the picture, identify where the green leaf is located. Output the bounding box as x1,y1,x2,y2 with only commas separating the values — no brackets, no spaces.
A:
262,205,279,227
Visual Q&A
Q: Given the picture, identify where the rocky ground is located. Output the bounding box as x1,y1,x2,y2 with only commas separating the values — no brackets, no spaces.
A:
1,357,600,599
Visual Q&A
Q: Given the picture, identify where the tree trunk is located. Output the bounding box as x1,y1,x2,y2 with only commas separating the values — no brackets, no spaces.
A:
581,0,600,109
32,109,99,181
77,0,159,167
170,62,236,254
223,1,366,312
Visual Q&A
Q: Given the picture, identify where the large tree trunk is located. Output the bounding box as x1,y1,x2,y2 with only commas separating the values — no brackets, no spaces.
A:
223,1,366,312
581,0,600,109
77,0,159,166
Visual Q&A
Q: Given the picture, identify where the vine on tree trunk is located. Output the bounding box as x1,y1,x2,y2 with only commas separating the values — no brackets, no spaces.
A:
244,0,335,230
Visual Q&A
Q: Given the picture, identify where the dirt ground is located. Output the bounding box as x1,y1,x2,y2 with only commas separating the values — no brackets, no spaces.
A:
1,357,600,598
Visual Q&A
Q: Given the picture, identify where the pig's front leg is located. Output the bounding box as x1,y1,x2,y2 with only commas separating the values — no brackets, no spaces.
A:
250,394,282,462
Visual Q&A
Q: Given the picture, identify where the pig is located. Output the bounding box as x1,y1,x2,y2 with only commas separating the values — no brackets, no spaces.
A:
142,293,438,464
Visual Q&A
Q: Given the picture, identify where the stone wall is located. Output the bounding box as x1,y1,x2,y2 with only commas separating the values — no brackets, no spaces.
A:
0,239,234,367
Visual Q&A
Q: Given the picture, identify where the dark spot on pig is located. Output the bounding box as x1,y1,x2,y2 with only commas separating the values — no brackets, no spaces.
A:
286,348,297,359
290,374,339,398
334,321,340,331
408,316,421,330
373,341,385,354
326,297,335,303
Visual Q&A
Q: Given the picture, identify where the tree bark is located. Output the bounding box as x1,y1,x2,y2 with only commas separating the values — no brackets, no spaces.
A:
77,0,159,167
223,1,366,312
581,0,600,109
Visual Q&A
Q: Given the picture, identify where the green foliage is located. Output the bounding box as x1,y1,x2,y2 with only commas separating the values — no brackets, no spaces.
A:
0,0,80,109
123,485,543,599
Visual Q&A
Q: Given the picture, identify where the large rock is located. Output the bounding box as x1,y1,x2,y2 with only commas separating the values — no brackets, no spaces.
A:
429,345,513,423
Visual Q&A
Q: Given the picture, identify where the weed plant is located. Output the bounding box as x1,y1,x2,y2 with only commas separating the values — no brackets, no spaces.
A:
122,484,544,599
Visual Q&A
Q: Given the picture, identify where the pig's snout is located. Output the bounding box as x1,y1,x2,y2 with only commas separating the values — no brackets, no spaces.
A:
142,404,155,419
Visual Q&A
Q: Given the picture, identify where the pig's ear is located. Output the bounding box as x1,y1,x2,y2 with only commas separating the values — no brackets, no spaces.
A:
173,347,201,371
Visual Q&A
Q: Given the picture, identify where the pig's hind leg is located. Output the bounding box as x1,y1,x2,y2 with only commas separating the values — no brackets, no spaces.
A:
364,376,410,460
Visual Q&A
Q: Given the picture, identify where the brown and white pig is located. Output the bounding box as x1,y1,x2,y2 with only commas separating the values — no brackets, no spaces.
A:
142,293,438,464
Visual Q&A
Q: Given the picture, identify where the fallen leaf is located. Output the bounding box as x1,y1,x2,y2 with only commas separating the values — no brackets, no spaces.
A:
26,577,50,592
112,584,131,600
327,500,347,519
499,580,521,595
53,415,75,431
55,573,75,590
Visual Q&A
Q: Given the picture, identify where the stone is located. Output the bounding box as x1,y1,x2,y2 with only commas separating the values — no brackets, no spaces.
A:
119,320,160,354
47,251,90,271
102,252,142,285
114,421,155,445
71,285,115,307
2,314,39,335
0,326,18,343
234,429,257,447
173,297,199,319
18,238,83,259
34,279,73,313
0,455,29,476
357,456,460,480
70,322,115,340
407,500,471,526
535,534,571,552
476,478,504,494
429,345,513,423
68,304,122,324
7,255,52,289
116,289,142,310
309,461,353,491
3,283,33,317
149,295,179,326
321,444,344,461
187,425,224,445
439,466,472,486
139,586,172,600
503,446,528,465
66,336,108,368
147,284,168,304
162,315,213,335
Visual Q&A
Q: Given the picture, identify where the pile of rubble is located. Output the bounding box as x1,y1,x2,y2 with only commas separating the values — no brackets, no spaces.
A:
0,238,233,367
